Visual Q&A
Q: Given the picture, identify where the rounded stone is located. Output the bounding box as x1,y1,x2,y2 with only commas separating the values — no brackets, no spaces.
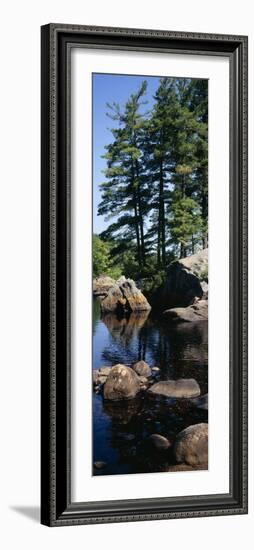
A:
146,434,171,451
174,423,208,466
148,379,200,399
103,364,140,401
94,461,106,470
132,360,152,377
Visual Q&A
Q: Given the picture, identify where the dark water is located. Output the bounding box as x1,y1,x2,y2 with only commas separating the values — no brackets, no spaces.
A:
92,298,208,476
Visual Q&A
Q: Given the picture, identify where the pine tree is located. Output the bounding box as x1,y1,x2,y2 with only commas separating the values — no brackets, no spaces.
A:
167,78,207,257
143,78,180,267
98,82,148,270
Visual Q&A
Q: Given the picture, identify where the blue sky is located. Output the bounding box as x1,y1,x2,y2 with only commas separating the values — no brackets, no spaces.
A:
92,73,161,234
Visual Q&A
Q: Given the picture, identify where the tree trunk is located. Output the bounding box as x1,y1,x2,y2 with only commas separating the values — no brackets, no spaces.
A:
135,159,146,265
192,235,195,255
131,162,142,268
180,243,187,258
134,199,142,268
159,160,166,266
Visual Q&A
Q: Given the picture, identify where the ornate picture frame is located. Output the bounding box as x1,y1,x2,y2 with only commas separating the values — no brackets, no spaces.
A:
41,23,248,526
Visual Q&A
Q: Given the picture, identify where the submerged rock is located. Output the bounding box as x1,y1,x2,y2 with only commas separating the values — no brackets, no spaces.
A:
100,276,151,315
163,300,208,323
103,364,140,401
94,461,107,470
174,423,208,467
132,360,152,377
190,393,208,411
146,434,171,451
148,379,200,399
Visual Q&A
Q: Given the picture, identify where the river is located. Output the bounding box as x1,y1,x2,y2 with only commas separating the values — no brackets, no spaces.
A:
92,298,208,476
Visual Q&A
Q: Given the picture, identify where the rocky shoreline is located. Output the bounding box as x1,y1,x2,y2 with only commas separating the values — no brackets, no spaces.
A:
93,360,208,473
93,248,208,322
93,248,208,474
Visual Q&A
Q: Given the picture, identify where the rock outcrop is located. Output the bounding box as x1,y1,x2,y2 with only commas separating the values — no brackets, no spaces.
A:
174,423,208,467
103,364,141,401
93,276,116,297
154,248,208,310
148,378,200,399
98,276,151,315
163,299,208,323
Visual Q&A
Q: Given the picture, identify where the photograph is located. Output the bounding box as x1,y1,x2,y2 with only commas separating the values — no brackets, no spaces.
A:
92,72,209,476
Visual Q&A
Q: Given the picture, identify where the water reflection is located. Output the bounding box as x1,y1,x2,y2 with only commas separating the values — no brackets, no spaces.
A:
92,299,208,475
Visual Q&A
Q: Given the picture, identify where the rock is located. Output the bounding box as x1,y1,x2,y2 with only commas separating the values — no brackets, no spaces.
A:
154,248,208,310
138,376,149,384
94,461,106,469
93,276,115,296
122,433,136,441
119,277,151,312
100,276,151,315
103,364,140,401
201,281,208,299
138,375,150,390
174,423,208,466
93,370,108,387
132,360,151,377
98,366,112,376
148,379,200,399
100,284,127,314
190,393,208,410
146,434,171,451
163,300,208,323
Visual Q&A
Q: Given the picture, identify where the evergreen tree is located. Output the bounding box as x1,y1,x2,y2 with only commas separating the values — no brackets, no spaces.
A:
143,78,180,267
98,82,148,270
96,76,208,276
167,79,207,257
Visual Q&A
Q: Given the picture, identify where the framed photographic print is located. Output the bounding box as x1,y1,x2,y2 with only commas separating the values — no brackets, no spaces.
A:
41,24,248,526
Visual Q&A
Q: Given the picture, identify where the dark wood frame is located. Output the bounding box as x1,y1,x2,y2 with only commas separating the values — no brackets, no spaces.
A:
41,23,248,526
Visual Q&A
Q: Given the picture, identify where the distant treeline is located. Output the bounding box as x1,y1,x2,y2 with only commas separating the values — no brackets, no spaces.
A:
95,77,208,279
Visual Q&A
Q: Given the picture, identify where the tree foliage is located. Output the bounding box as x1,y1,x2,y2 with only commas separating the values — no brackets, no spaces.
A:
96,77,208,279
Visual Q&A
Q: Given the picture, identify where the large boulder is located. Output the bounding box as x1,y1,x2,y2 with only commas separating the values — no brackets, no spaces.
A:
119,277,151,312
93,276,115,296
174,423,208,467
103,364,140,401
163,299,208,323
154,248,208,310
100,276,151,315
100,284,127,314
132,360,152,377
148,379,200,399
